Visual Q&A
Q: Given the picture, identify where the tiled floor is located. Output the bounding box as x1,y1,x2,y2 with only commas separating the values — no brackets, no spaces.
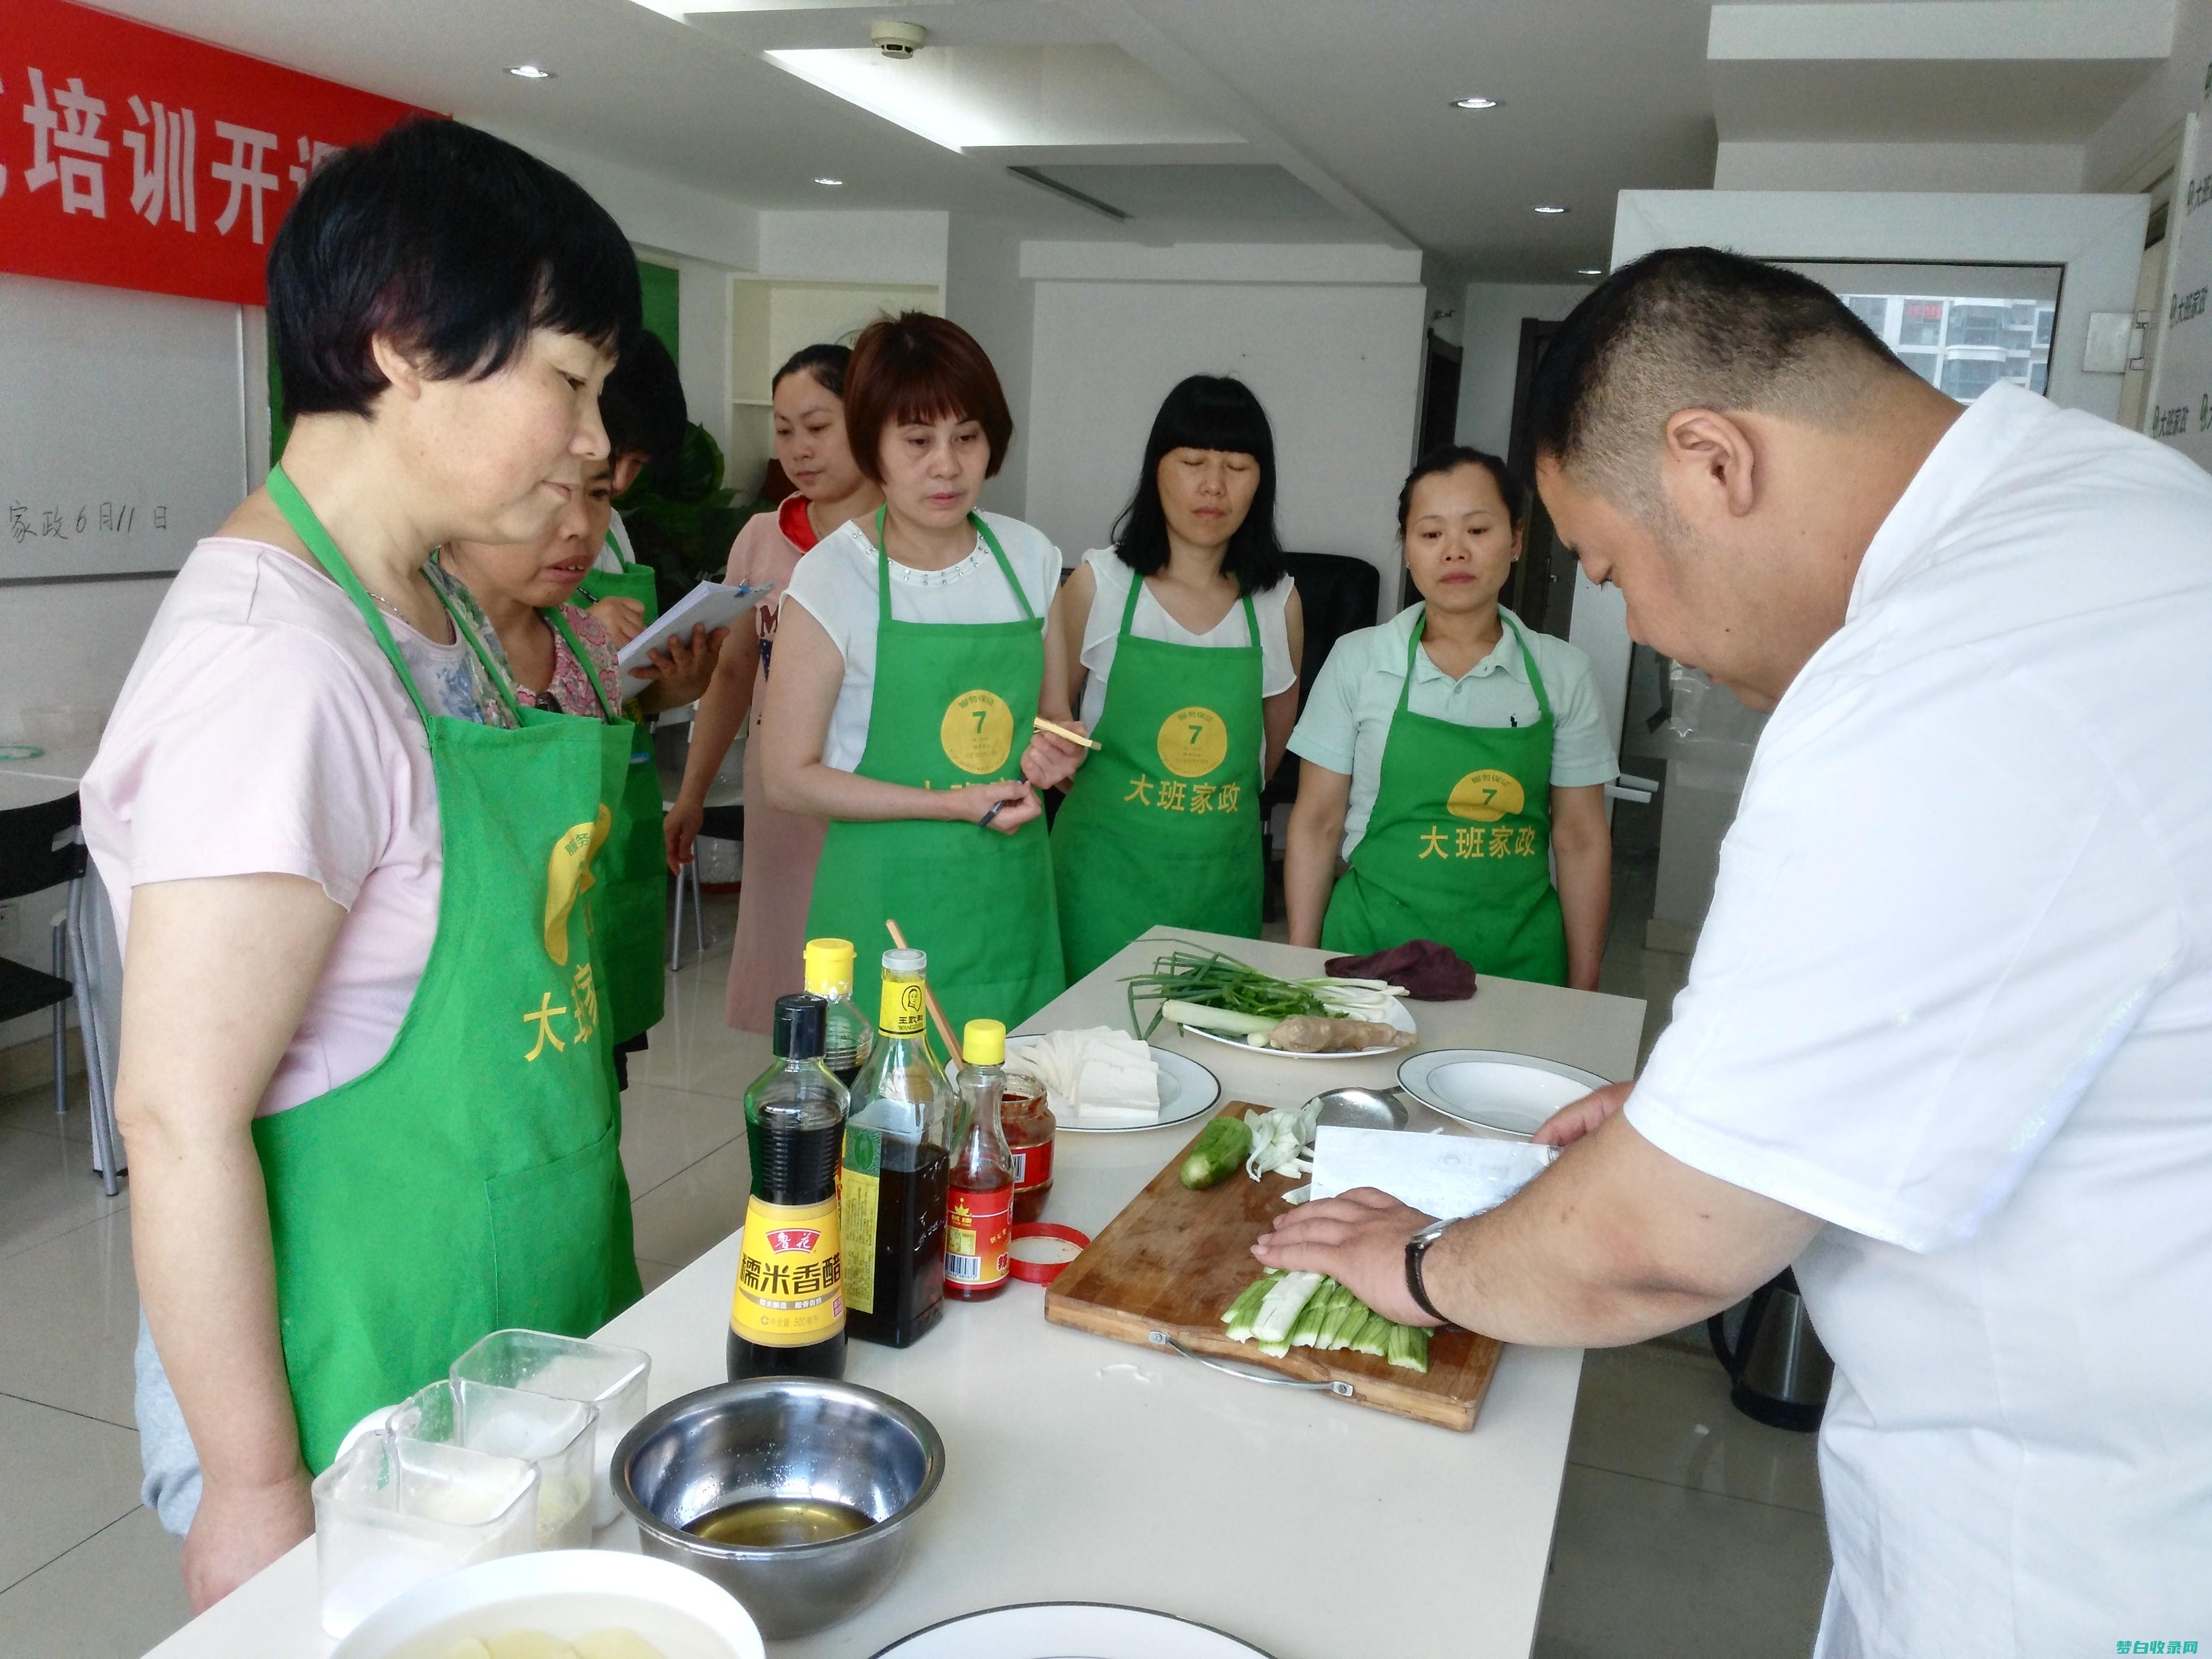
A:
0,836,1828,1657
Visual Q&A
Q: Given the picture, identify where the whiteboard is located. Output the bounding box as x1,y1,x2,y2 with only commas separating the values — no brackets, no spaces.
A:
0,272,252,584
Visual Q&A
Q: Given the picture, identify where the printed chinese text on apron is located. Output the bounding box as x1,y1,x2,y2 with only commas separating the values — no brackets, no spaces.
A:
1321,609,1568,984
803,508,1065,1038
1051,567,1266,979
255,466,642,1471
549,607,665,1047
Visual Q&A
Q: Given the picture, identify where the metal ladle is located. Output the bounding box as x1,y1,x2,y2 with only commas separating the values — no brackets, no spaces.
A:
1306,1086,1414,1133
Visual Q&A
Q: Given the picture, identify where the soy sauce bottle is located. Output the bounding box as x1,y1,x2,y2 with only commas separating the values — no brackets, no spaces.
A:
727,994,848,1381
841,950,951,1348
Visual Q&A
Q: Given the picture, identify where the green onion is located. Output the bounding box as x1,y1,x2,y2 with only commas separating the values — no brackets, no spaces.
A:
1125,945,1334,1038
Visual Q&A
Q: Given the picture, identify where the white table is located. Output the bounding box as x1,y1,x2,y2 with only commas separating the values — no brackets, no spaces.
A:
145,928,1644,1659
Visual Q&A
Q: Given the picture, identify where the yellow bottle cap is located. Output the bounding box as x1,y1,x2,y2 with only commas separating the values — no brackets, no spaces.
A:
963,1019,1007,1066
803,937,856,996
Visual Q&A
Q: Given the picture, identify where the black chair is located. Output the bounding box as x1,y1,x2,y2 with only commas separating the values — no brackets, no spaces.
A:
1260,552,1382,917
0,792,86,1118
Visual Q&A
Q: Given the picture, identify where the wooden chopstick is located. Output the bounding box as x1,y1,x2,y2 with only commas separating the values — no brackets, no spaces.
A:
1033,715,1102,752
884,918,965,1068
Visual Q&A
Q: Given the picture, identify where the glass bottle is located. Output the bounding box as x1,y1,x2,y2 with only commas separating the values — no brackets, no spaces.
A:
945,1020,1016,1301
841,949,951,1348
1001,1074,1057,1224
727,993,848,1381
804,936,874,1088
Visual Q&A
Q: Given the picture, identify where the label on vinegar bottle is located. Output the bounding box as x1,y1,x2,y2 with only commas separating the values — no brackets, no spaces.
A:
880,974,927,1037
730,1193,844,1346
840,1126,881,1316
946,1184,1013,1289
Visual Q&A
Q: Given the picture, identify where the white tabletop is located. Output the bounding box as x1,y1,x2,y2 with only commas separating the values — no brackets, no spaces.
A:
144,927,1644,1659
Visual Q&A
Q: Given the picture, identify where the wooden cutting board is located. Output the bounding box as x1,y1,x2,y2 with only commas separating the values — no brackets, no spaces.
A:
1044,1105,1504,1431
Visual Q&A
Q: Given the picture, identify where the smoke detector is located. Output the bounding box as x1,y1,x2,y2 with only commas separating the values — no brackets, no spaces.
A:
870,20,927,58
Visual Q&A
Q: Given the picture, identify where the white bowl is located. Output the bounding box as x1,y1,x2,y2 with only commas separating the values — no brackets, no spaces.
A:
330,1549,765,1659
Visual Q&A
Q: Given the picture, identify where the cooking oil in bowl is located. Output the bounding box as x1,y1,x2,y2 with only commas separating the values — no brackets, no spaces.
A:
686,1498,875,1549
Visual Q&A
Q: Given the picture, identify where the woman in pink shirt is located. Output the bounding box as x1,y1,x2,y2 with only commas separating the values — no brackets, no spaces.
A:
665,343,881,1031
81,121,642,1610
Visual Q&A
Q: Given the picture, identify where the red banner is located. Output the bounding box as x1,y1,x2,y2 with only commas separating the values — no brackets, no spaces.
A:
0,0,435,307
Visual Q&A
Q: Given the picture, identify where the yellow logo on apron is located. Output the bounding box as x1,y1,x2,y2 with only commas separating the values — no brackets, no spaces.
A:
1157,706,1229,778
1447,769,1524,823
542,806,612,964
940,689,1015,775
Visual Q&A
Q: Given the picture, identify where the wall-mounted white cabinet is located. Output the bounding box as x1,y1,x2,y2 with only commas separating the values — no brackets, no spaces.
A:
726,276,941,499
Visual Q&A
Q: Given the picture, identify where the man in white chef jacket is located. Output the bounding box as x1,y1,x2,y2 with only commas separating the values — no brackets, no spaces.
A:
1258,246,2212,1656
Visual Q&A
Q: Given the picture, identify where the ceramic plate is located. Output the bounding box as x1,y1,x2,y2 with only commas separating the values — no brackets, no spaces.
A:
1178,995,1417,1060
331,1549,764,1659
1396,1049,1610,1137
1004,1038,1221,1134
870,1603,1276,1658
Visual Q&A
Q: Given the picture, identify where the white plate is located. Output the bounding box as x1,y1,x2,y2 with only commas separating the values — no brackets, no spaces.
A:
1396,1049,1610,1137
332,1549,764,1659
871,1602,1276,1658
1178,995,1417,1060
1004,1039,1221,1134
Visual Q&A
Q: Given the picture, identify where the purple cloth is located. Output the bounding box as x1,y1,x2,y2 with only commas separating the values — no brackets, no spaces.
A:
1322,939,1476,1002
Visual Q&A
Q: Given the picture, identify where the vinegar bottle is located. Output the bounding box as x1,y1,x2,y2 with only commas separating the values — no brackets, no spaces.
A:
805,937,874,1088
842,949,952,1347
944,1019,1016,1301
727,993,848,1381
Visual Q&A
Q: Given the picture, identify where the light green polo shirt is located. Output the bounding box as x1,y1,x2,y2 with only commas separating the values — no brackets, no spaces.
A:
1288,604,1618,860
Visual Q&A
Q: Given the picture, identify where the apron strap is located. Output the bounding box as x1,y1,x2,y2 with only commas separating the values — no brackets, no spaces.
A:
268,464,445,729
1396,609,1428,717
602,529,632,570
872,505,1041,625
1118,560,1259,648
421,549,530,725
1501,611,1555,724
547,606,618,722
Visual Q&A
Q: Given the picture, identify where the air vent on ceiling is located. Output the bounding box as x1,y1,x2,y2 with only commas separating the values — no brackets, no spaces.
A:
1007,165,1130,221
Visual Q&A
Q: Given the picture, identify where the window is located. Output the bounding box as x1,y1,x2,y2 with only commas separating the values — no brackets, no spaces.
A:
1845,295,1888,334
1899,299,1945,347
1940,357,2005,400
1897,350,1941,385
1948,305,2005,347
2034,307,2054,347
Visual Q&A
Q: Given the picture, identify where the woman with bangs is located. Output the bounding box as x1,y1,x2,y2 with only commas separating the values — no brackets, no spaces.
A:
1029,375,1304,978
758,313,1066,1033
80,120,643,1604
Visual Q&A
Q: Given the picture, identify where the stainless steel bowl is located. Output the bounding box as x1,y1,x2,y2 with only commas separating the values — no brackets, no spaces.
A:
1309,1086,1413,1132
613,1377,945,1639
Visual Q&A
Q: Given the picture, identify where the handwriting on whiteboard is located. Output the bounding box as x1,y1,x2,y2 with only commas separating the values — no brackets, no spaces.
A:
7,500,170,544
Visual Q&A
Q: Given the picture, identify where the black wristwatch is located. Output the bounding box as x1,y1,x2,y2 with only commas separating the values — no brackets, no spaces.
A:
1404,1217,1454,1325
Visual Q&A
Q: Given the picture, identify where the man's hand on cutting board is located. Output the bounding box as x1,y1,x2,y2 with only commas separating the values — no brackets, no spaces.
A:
1253,1187,1439,1327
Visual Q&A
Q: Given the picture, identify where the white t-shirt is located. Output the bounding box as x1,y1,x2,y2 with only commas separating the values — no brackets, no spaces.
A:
1625,383,2212,1657
782,512,1063,771
1073,548,1299,732
81,539,493,1117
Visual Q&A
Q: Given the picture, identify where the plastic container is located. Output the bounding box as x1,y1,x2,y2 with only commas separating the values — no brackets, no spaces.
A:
389,1378,597,1548
450,1329,650,1531
311,1432,538,1639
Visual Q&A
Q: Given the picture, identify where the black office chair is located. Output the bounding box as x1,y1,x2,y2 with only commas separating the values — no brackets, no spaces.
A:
1260,552,1382,918
0,792,86,1118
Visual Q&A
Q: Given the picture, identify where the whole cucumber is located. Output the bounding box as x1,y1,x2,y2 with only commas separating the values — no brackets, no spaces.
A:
1179,1115,1253,1190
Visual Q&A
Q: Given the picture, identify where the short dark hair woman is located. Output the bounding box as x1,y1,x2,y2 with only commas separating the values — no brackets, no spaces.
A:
1281,445,1615,986
1029,375,1305,978
757,312,1067,1038
80,118,641,1610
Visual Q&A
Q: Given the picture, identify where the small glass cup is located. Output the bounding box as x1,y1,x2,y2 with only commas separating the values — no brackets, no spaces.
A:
390,1378,597,1548
451,1328,650,1530
311,1432,538,1638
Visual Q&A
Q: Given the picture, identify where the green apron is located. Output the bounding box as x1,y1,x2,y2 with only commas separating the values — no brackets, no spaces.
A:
803,508,1065,1037
1050,567,1265,979
1321,609,1568,985
547,606,666,1048
255,467,642,1472
576,527,661,625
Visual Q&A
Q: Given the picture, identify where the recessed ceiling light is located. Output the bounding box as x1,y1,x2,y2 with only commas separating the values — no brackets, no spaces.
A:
1576,266,1603,276
1533,203,1569,215
505,63,555,80
1452,96,1501,110
814,177,844,187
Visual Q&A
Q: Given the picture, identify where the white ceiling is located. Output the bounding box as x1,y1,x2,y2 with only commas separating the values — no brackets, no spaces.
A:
96,0,2175,281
